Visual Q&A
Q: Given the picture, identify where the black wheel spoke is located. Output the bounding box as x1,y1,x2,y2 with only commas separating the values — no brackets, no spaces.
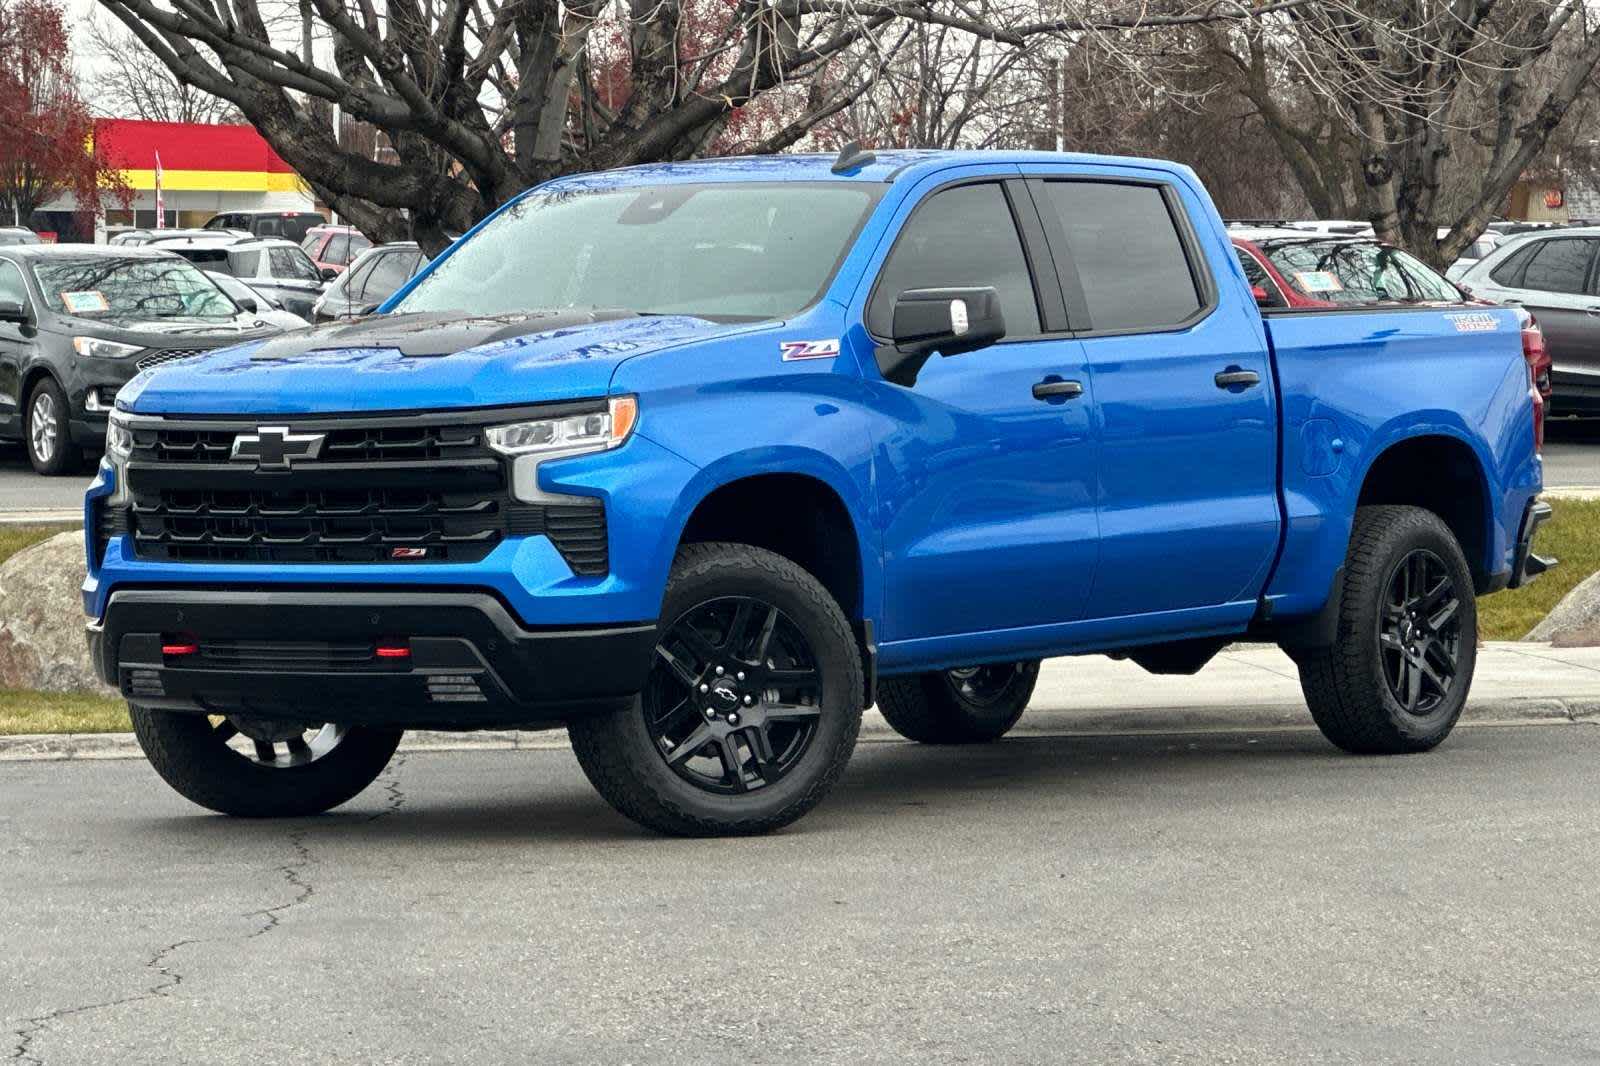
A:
1379,631,1404,651
655,643,699,689
667,723,715,765
1380,548,1463,717
751,606,780,663
212,719,239,743
724,601,758,655
742,725,778,783
1427,597,1460,631
766,667,818,688
252,739,277,763
717,737,748,792
765,702,822,723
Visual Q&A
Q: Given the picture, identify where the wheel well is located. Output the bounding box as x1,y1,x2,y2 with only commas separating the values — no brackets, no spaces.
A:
19,366,57,408
1357,435,1490,588
678,474,864,619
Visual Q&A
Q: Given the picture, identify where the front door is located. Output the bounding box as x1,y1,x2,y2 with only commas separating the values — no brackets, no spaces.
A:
863,178,1100,644
0,258,31,438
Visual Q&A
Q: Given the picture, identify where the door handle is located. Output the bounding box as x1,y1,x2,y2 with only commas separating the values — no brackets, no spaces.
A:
1214,368,1261,389
1032,379,1084,401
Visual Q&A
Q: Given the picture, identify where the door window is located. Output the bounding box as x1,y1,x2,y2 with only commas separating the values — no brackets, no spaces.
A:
325,235,351,263
269,246,322,282
0,259,27,308
869,182,1041,338
1234,248,1283,307
227,249,261,277
361,251,414,302
1518,238,1596,294
1038,181,1202,332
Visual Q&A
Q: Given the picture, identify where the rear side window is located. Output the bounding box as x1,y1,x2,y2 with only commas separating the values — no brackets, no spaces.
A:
269,246,321,281
1234,248,1283,307
228,249,261,277
869,182,1041,338
1489,242,1537,287
326,235,351,263
0,259,28,307
1039,181,1202,332
1518,238,1596,294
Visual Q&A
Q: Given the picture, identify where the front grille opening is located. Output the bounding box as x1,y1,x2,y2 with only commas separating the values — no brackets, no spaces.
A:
123,414,610,574
427,674,487,703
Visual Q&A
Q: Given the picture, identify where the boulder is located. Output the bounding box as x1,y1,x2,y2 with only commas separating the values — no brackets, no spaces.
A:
0,530,112,693
1526,568,1600,647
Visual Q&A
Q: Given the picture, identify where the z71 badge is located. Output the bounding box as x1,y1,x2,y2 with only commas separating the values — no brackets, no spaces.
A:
780,339,841,361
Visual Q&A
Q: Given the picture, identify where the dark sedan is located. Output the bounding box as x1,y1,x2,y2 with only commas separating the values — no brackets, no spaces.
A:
0,246,284,474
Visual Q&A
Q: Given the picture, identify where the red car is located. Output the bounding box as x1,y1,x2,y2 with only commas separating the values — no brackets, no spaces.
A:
1230,228,1462,309
300,224,372,277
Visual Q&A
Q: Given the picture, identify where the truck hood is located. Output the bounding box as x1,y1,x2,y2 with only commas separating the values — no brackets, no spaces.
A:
118,310,744,415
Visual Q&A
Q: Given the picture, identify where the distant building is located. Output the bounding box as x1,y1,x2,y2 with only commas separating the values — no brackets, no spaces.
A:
32,118,316,241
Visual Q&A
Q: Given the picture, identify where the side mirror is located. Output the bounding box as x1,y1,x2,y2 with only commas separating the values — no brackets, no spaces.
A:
0,297,28,324
320,266,339,282
879,286,1005,386
236,296,259,313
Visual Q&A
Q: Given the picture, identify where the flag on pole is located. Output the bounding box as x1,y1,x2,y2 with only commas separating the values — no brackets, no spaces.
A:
154,151,165,230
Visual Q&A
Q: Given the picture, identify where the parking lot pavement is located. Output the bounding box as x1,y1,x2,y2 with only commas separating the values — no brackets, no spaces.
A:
3,725,1599,1065
0,444,90,516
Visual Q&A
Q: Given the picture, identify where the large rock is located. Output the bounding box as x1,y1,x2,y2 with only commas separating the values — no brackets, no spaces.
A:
0,530,111,693
1526,568,1600,647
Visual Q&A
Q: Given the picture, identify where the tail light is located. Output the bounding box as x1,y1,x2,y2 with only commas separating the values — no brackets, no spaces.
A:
1518,309,1551,450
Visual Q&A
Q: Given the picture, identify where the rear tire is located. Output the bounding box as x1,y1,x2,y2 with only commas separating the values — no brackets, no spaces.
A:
1296,505,1476,754
130,706,402,817
877,661,1039,743
569,543,863,836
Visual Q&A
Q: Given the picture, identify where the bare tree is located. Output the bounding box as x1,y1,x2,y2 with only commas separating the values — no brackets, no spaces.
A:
94,0,1309,252
85,16,242,123
1208,0,1600,266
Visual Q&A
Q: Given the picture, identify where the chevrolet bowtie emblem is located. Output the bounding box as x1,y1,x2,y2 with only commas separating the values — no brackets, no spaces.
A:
230,426,327,470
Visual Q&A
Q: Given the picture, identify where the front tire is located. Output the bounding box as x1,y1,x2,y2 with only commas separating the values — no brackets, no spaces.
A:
130,706,402,817
877,661,1040,744
25,378,77,476
569,543,864,836
1296,505,1477,754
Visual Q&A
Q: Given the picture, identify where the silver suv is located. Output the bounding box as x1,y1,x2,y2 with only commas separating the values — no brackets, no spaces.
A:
1456,226,1600,415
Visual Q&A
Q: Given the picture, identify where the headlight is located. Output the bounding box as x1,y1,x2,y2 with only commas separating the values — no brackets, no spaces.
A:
489,396,637,505
486,396,637,457
72,337,142,359
106,411,133,461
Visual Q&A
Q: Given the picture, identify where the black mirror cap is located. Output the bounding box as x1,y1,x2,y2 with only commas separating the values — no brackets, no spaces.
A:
320,266,340,282
0,297,27,323
237,296,259,313
879,286,1006,386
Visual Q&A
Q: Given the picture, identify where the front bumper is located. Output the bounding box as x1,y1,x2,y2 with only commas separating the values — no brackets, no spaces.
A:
1508,499,1556,590
88,589,656,728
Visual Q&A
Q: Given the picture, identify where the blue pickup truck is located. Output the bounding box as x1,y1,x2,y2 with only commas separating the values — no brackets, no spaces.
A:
85,149,1553,836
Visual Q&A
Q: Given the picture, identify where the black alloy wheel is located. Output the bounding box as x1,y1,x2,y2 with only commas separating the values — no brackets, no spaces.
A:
1378,548,1462,716
646,596,824,795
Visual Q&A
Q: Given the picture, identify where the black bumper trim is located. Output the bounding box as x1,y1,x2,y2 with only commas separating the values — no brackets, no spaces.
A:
1508,500,1556,590
89,589,655,728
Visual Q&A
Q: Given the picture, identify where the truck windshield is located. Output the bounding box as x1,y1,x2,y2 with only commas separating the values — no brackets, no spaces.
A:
396,182,882,321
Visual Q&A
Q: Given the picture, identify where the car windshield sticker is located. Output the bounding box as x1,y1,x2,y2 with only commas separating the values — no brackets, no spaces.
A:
780,339,840,361
60,290,110,314
1291,271,1344,293
1447,312,1500,332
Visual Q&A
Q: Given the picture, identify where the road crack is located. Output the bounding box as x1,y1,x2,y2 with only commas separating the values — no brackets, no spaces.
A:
244,831,316,939
10,938,197,1065
366,754,407,822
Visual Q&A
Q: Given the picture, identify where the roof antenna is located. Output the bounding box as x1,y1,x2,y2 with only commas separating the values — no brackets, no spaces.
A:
831,141,877,175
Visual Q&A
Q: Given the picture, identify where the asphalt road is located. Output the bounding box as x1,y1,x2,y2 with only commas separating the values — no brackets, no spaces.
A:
4,724,1599,1064
4,423,1600,516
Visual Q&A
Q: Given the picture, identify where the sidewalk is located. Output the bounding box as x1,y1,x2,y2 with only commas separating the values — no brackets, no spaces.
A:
3,641,1596,761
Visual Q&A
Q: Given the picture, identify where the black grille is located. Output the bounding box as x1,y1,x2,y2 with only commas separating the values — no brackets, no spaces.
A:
136,348,216,372
93,498,130,566
122,410,610,574
196,640,386,669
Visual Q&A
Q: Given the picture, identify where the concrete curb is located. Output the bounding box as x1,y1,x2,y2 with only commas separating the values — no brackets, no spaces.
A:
0,509,80,526
3,695,1595,763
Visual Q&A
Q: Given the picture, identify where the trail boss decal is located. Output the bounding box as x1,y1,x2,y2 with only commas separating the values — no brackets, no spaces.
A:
780,339,841,361
1446,312,1500,333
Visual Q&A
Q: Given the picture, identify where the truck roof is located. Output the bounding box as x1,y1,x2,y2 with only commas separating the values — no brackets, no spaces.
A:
549,149,1195,189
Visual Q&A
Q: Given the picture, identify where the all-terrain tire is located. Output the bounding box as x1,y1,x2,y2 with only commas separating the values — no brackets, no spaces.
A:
877,661,1040,744
568,542,864,837
130,706,403,817
1296,505,1477,755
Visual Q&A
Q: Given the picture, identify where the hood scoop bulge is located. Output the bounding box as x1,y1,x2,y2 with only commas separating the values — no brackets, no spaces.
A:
248,309,639,361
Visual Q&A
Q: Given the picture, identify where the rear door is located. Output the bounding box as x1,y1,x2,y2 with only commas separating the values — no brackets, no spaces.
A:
1029,169,1279,618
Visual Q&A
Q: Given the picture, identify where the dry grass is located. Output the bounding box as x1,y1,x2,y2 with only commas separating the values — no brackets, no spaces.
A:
0,688,130,736
0,523,78,567
1478,498,1600,640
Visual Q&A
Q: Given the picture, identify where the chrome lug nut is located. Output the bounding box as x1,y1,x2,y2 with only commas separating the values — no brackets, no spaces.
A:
715,666,725,676
743,695,754,705
699,683,709,693
728,712,740,725
736,671,745,681
704,707,716,719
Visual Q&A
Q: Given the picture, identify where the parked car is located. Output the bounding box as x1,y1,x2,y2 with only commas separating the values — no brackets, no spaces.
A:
149,233,327,320
202,210,326,243
0,246,281,474
1290,219,1375,237
1443,228,1502,281
1231,229,1462,308
0,227,41,246
204,270,312,331
300,225,372,277
1454,225,1600,415
87,149,1551,836
110,227,247,247
312,241,427,321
